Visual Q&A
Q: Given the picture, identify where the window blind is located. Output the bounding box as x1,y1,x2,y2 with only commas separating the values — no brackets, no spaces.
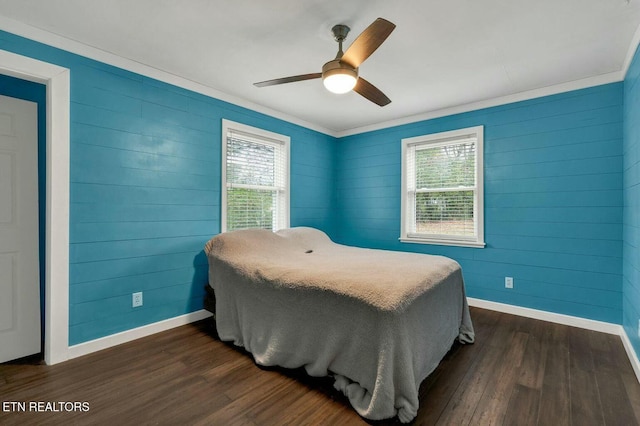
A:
406,136,477,239
225,128,287,231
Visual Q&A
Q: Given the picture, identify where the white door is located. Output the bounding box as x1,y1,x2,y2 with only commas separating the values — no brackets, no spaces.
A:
0,94,40,363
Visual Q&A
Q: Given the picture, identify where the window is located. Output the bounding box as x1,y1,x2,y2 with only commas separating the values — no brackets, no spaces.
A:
400,126,484,248
221,119,290,232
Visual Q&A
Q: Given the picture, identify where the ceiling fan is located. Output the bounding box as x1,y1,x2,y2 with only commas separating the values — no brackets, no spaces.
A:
254,18,396,107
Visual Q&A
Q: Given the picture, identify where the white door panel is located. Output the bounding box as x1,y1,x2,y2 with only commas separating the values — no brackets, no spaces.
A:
0,94,40,363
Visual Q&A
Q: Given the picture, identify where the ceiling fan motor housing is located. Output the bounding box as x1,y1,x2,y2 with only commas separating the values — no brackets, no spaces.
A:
322,60,358,80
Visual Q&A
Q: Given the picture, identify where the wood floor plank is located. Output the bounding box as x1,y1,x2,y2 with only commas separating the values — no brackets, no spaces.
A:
590,332,638,426
469,331,529,425
517,317,548,390
537,323,571,426
414,308,500,425
621,367,640,424
1,308,639,425
568,327,604,426
435,313,517,425
502,384,540,426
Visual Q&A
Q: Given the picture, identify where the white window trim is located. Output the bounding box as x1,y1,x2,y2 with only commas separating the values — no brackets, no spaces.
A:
221,119,290,233
400,125,485,248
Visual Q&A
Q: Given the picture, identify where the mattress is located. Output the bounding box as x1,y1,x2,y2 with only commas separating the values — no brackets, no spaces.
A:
204,227,474,422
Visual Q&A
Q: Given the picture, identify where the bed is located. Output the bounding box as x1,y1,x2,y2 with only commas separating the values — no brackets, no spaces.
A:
204,227,474,423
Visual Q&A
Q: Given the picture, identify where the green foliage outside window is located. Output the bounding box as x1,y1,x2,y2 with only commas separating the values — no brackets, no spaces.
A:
414,143,475,236
227,187,275,231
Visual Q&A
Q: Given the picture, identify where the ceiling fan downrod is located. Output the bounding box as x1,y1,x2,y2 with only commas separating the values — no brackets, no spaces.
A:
331,24,350,59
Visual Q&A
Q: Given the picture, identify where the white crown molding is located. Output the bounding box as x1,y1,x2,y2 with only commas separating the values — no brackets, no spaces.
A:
0,15,336,137
67,309,212,360
336,71,624,138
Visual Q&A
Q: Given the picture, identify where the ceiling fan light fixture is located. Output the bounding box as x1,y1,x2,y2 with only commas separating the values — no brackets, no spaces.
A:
322,60,358,94
323,71,357,94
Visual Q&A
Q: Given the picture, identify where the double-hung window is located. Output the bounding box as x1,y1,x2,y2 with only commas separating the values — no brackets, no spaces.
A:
400,126,484,248
221,119,290,232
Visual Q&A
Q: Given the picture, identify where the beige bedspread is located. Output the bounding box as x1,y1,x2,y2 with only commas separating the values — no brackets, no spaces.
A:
205,227,474,422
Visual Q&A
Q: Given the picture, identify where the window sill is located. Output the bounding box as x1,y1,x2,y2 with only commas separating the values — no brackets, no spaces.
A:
399,237,486,248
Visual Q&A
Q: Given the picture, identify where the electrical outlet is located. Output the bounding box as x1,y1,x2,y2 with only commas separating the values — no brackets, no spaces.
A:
505,277,514,289
132,292,143,308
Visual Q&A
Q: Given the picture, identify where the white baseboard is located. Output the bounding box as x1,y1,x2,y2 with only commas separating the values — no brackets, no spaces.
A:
67,309,213,360
467,297,640,383
620,329,640,384
64,300,640,386
467,298,621,334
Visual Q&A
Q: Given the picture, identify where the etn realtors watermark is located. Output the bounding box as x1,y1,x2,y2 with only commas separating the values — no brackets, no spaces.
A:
3,401,90,412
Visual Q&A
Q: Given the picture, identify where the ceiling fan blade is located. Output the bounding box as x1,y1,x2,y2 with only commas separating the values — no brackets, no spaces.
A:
341,18,396,69
353,77,391,106
254,73,322,87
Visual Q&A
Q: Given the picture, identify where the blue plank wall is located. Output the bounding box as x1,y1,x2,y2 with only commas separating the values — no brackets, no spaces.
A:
0,30,337,345
334,84,624,324
624,44,640,356
0,27,631,347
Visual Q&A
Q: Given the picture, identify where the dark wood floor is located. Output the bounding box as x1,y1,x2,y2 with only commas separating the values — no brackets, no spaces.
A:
1,307,639,425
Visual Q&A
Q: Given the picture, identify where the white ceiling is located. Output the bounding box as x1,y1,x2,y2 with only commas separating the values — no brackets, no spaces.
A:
0,0,639,135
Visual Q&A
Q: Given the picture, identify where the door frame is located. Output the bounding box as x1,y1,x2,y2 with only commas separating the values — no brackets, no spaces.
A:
0,49,70,365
